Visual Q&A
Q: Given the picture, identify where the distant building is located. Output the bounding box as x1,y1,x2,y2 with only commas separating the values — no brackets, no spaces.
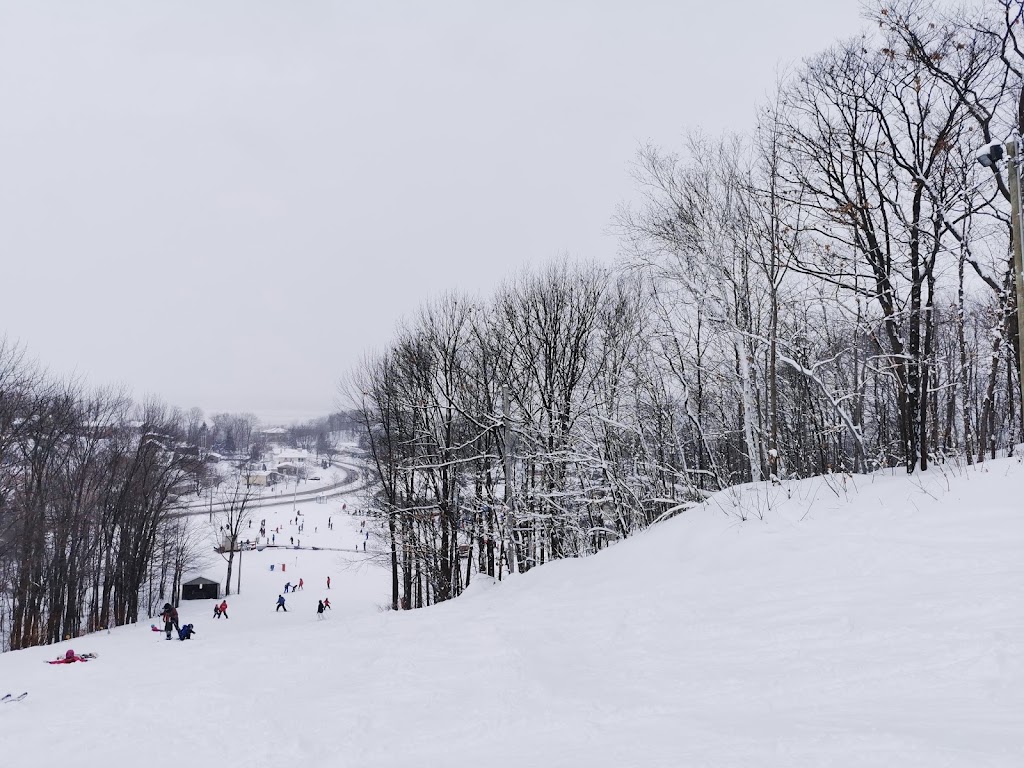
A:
276,449,311,465
260,427,289,444
242,470,270,487
181,576,220,601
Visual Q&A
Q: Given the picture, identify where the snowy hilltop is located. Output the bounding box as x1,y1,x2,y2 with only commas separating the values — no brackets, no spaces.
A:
1,458,1021,768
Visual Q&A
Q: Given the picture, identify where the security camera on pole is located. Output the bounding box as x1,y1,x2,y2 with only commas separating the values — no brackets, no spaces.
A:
978,139,1024,437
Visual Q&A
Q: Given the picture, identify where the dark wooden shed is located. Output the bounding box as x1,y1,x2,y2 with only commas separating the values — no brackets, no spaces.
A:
181,576,221,601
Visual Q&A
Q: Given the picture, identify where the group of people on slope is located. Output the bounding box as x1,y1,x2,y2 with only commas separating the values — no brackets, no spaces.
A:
276,593,330,615
212,600,229,619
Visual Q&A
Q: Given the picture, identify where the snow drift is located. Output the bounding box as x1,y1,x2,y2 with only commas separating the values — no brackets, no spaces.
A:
1,458,1021,767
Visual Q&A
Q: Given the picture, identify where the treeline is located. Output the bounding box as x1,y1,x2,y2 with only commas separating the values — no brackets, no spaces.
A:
350,0,1024,611
0,342,209,651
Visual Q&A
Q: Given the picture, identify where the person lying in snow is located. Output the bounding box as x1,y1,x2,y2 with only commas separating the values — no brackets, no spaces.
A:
178,624,196,641
48,649,89,664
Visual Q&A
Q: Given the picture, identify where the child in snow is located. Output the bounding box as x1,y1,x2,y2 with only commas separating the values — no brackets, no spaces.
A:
161,603,179,640
219,600,228,619
213,603,221,619
284,582,291,593
276,595,287,612
323,598,331,610
48,649,89,664
298,578,304,591
178,624,196,641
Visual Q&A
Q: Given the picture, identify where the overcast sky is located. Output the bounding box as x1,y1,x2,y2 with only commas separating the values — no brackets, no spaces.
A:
0,1,862,424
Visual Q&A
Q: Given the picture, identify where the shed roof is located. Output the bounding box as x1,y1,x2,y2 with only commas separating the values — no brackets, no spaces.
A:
183,576,220,586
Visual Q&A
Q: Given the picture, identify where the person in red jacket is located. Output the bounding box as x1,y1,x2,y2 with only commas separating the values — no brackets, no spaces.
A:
161,603,179,640
219,600,228,619
297,578,304,591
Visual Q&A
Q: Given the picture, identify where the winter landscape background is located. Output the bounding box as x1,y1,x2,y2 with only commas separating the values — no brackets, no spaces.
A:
2,1,1024,764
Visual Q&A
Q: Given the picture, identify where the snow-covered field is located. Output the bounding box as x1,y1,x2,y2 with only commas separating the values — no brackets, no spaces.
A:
1,458,1021,767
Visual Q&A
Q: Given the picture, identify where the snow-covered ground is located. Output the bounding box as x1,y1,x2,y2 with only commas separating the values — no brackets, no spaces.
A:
1,457,1021,767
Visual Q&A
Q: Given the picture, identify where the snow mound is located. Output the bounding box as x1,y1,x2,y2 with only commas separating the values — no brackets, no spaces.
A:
1,459,1021,767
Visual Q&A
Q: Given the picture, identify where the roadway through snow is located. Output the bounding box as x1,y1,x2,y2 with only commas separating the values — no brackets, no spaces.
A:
176,456,372,518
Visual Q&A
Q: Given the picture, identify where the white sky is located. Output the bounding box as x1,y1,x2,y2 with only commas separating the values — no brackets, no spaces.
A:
0,1,862,423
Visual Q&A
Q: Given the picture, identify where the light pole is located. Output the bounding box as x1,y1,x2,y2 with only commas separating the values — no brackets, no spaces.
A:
979,139,1024,437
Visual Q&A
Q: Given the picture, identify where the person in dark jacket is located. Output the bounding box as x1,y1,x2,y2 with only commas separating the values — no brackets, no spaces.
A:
178,624,196,641
317,600,325,620
276,594,287,612
161,603,179,640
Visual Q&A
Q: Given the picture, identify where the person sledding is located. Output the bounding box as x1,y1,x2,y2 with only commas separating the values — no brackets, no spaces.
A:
178,624,197,641
48,649,89,664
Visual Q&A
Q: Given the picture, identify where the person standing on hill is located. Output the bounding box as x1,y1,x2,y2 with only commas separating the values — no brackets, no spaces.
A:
161,603,179,640
326,576,330,590
219,600,228,619
213,603,221,619
323,597,331,610
276,594,287,612
317,600,325,620
298,578,304,591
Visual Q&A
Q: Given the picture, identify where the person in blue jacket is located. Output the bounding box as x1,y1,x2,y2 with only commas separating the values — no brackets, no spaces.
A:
276,594,287,612
178,624,196,641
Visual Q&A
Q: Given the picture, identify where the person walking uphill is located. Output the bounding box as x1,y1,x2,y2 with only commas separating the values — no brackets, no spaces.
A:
276,594,287,612
317,600,325,620
161,603,179,640
218,600,228,619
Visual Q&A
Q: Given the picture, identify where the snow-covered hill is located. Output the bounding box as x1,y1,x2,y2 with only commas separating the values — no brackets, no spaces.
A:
1,459,1021,767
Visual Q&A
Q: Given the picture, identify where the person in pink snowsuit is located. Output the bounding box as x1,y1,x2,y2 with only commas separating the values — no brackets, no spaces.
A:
48,649,88,664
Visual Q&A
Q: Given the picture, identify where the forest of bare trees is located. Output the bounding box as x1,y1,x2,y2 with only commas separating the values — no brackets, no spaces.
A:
0,341,214,651
2,0,1021,644
348,1,1024,611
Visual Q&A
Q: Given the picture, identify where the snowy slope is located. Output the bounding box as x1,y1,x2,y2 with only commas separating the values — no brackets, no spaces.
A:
1,459,1021,767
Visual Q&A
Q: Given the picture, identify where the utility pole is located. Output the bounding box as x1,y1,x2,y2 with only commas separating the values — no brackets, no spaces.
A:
1008,141,1024,437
